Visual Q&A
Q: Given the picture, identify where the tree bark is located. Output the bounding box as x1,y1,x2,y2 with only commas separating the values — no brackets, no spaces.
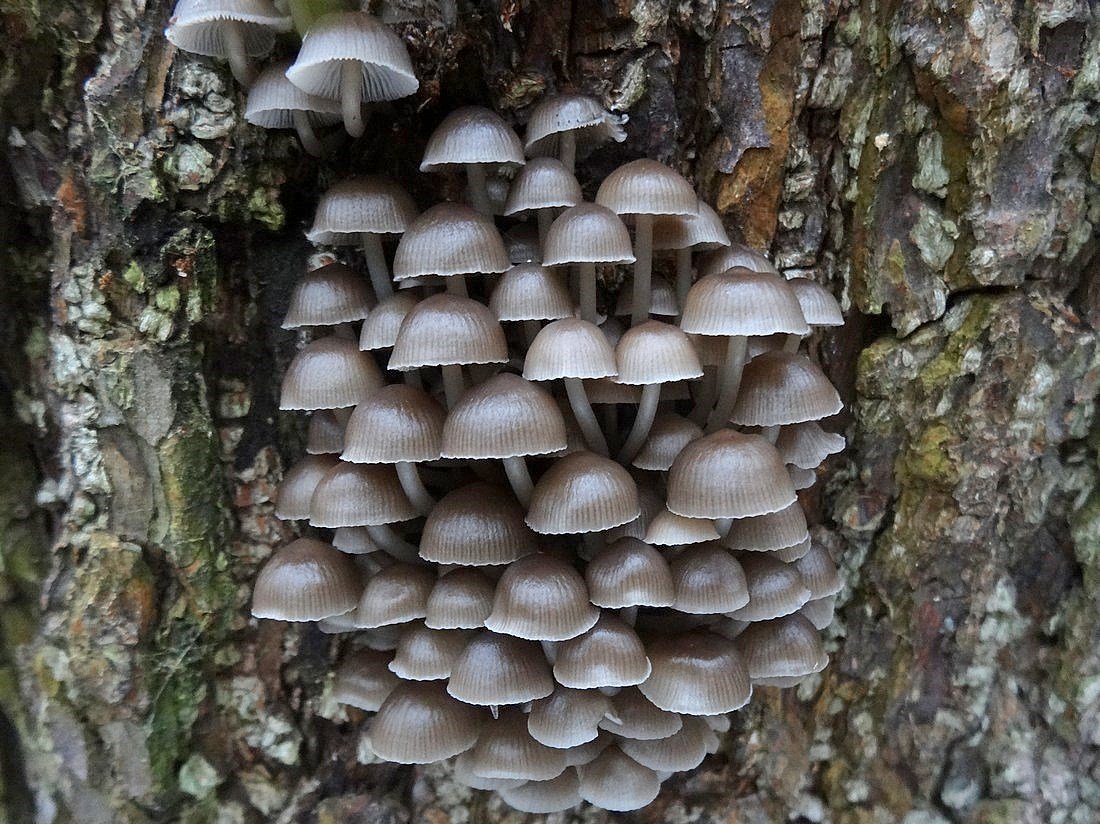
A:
0,1,1097,822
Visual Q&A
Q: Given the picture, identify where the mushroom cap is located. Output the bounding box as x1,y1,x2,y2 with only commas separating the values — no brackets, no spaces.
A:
503,157,582,214
776,421,846,469
359,292,419,351
489,264,573,322
499,768,582,814
307,176,418,242
792,543,843,599
369,681,482,764
525,451,640,534
333,648,400,711
452,749,526,791
275,454,339,520
652,199,731,250
584,537,674,608
595,158,697,217
525,93,626,155
667,430,797,519
280,337,384,410
331,526,378,555
341,383,445,463
420,483,539,565
424,568,496,629
282,262,372,329
698,243,778,276
729,351,843,426
523,318,618,381
166,0,290,57
465,710,568,781
251,538,361,621
799,594,837,630
680,269,809,337
723,501,810,552
639,631,752,714
389,624,473,680
420,106,525,170
726,553,812,621
614,275,679,318
553,614,652,689
245,60,342,128
632,413,703,472
389,294,509,369
577,746,660,812
789,465,818,490
767,536,812,563
603,484,663,543
787,277,844,326
356,562,436,627
441,373,568,459
598,687,682,740
393,203,510,281
527,688,612,749
542,203,635,266
643,509,721,546
447,631,554,705
484,554,599,641
306,409,346,455
309,461,419,527
286,12,419,102
618,716,711,772
670,543,750,614
737,614,828,680
614,320,702,384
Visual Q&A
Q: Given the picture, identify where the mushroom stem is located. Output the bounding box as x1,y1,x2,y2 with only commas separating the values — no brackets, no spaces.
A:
441,364,465,408
444,276,468,297
501,456,534,507
705,334,748,433
395,461,434,515
618,382,661,465
631,214,654,327
601,404,619,453
339,60,365,138
541,641,558,664
675,247,692,317
581,531,603,560
762,425,781,444
537,209,553,252
360,233,393,299
465,163,493,216
402,369,424,390
559,131,577,173
782,333,801,353
291,110,324,157
689,366,718,425
579,262,598,324
366,524,420,563
222,22,256,87
563,377,609,456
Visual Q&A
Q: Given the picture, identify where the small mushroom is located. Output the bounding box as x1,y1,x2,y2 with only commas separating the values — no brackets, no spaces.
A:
447,631,555,706
524,93,626,172
369,681,483,764
165,0,291,87
280,336,384,411
502,157,582,250
577,746,659,812
245,60,341,155
250,538,362,621
638,631,752,715
281,261,373,329
393,203,510,297
499,768,582,814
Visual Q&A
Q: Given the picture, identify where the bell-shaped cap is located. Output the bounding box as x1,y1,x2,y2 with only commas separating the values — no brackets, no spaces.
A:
282,262,372,328
585,537,674,608
788,277,844,326
724,501,809,552
603,484,663,543
331,526,377,555
389,294,508,369
441,373,567,459
553,614,651,689
341,383,445,463
166,0,290,58
466,710,568,781
614,275,679,318
727,554,811,621
668,430,797,519
525,451,640,534
614,320,702,385
286,11,418,102
730,351,843,427
307,176,418,243
632,413,702,471
333,648,399,711
680,269,808,337
524,318,618,381
453,750,525,791
280,337,384,410
245,59,341,128
640,631,752,715
359,292,418,351
528,688,612,749
619,716,711,772
420,106,525,169
652,199,730,250
425,568,496,629
389,624,473,680
793,543,842,599
560,733,613,767
420,483,538,565
306,409,345,455
447,631,554,705
776,421,845,469
503,157,582,214
769,536,812,562
737,614,828,682
698,242,777,276
644,509,720,546
499,768,582,814
251,538,361,621
310,461,418,527
595,158,697,217
525,93,626,156
275,454,339,520
598,687,682,740
789,465,817,490
799,594,837,630
356,562,436,627
484,554,599,641
393,203,510,281
542,203,635,266
490,264,573,322
577,746,660,812
671,544,750,614
370,681,482,764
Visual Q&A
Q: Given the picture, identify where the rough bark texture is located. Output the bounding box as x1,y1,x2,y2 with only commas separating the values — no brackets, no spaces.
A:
0,1,1097,822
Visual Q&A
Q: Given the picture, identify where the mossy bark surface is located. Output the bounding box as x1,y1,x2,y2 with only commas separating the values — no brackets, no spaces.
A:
0,1,1097,822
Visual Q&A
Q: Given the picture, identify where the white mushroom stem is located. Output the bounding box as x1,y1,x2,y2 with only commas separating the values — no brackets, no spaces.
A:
559,131,577,173
618,382,661,465
579,262,598,324
783,333,802,353
465,163,493,216
537,209,553,251
501,456,534,507
222,22,256,87
340,61,365,138
365,524,420,562
395,461,434,515
444,276,468,297
563,377,609,456
705,335,748,433
360,233,393,299
441,364,465,408
675,247,692,317
631,214,654,327
291,110,324,157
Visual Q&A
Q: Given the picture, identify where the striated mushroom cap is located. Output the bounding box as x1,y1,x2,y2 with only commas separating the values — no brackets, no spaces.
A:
307,176,418,242
542,203,635,266
639,631,752,715
525,451,640,534
680,269,808,337
280,337,384,410
370,681,482,764
421,106,525,170
420,483,538,565
525,93,626,156
341,383,445,464
389,294,509,369
448,631,554,706
730,351,843,427
484,553,599,641
490,264,573,322
441,373,567,459
595,158,697,217
393,203,510,281
251,538,361,621
584,537,674,608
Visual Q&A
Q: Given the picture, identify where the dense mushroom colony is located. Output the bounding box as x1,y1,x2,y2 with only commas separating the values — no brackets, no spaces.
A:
167,2,846,814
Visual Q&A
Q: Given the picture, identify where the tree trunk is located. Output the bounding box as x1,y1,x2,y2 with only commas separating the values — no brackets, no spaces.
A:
0,1,1097,822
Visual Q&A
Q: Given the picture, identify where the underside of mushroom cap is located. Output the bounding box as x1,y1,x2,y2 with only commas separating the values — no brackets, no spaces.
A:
245,59,342,127
525,93,626,155
167,0,290,57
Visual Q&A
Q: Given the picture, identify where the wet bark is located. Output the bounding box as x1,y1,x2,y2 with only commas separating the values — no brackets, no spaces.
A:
0,1,1097,822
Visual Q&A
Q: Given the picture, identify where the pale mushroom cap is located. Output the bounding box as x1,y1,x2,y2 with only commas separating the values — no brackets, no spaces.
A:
424,568,496,629
356,562,436,627
306,410,346,455
528,688,612,749
309,461,419,527
643,509,721,546
614,320,703,384
578,746,660,812
420,106,525,170
359,292,419,351
245,60,342,128
453,749,526,791
525,451,640,534
341,383,445,463
737,614,828,679
282,262,373,329
280,337,384,410
484,554,599,641
393,203,510,280
523,318,618,381
793,543,843,599
286,11,419,102
632,413,703,471
441,373,568,459
542,203,635,266
776,421,846,469
614,275,679,318
420,483,539,565
787,277,844,326
680,269,809,337
166,0,290,57
275,454,339,520
618,715,711,772
553,614,652,688
447,631,555,705
251,538,361,621
499,768,582,814
333,648,400,711
503,157,582,214
595,158,697,217
370,681,483,764
603,484,663,543
584,537,674,608
729,351,843,427
598,687,682,740
667,430,797,519
639,631,753,715
799,593,838,630
698,242,778,276
389,624,473,680
307,176,418,242
767,536,812,563
525,93,626,155
652,200,731,250
466,710,569,781
789,465,818,490
331,526,378,555
727,553,812,621
723,501,810,552
671,544,750,614
389,294,509,369
489,264,573,321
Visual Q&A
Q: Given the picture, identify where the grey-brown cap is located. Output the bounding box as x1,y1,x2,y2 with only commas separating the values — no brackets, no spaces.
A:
306,410,345,455
441,373,567,459
598,687,682,740
499,768,582,814
251,538,361,621
166,0,290,58
333,648,399,711
283,262,373,329
421,106,526,170
613,275,679,318
729,351,843,427
585,537,674,608
595,159,697,217
453,749,525,791
356,562,436,627
639,631,752,715
420,483,538,565
525,451,640,534
306,176,418,243
524,93,626,156
799,594,837,630
698,243,778,276
359,292,419,351
618,715,710,772
489,264,573,322
787,277,844,326
424,568,496,629
245,59,341,129
775,421,846,469
389,294,509,369
341,383,445,463
503,157,582,214
767,536,812,563
789,465,818,490
309,461,418,527
392,203,510,281
652,200,730,250
577,746,660,812
631,413,702,471
369,681,482,764
603,484,663,543
643,509,721,546
542,204,635,266
680,269,808,337
726,553,811,621
793,543,842,599
736,614,828,683
389,624,473,680
528,687,612,749
447,631,554,705
614,320,703,385
553,614,651,688
484,554,599,641
465,710,568,781
670,544,750,614
723,501,810,552
275,454,339,520
280,337,384,410
331,526,378,555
